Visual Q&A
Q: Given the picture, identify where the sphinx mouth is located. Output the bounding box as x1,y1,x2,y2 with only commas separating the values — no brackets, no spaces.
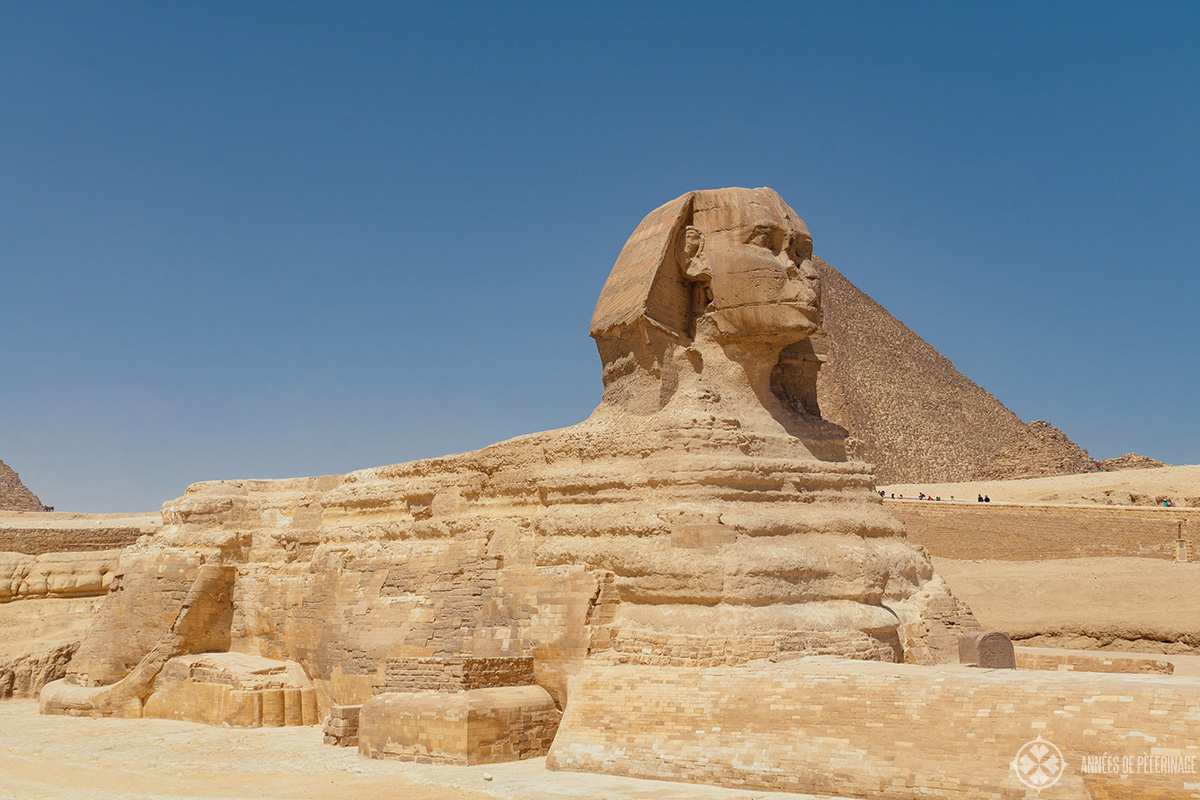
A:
781,300,820,314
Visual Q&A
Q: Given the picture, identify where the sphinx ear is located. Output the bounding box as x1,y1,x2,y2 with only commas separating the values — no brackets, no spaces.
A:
678,226,710,282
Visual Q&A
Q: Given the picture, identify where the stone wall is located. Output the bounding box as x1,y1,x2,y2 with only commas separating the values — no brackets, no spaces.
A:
381,657,536,693
0,512,159,555
1015,648,1174,675
359,686,560,765
548,659,1200,799
891,501,1188,560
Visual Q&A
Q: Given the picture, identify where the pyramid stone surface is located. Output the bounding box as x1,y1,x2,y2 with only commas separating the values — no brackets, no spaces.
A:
0,459,44,512
814,260,1091,484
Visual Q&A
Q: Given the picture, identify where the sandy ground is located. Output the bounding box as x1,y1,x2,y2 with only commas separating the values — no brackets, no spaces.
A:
0,700,843,800
879,464,1200,507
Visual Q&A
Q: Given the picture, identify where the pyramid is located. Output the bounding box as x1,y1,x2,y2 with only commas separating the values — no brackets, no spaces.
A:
814,259,1091,484
0,458,46,511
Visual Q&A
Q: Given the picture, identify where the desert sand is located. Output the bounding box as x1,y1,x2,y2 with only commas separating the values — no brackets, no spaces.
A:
879,464,1200,507
0,699,833,800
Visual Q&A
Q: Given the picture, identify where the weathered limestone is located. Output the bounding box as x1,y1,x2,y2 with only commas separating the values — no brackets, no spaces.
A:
958,630,1016,669
0,458,44,512
323,703,361,746
143,652,317,727
40,552,234,717
40,187,976,769
0,549,119,600
548,659,1200,799
359,687,561,765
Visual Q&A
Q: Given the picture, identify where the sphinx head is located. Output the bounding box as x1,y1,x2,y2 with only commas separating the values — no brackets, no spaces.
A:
682,188,820,345
590,188,825,413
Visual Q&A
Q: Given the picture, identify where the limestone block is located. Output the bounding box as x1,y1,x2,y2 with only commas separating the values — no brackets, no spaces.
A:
322,703,362,746
0,550,119,601
42,189,979,741
40,559,235,718
142,653,316,727
359,686,560,765
547,660,1200,799
958,631,1015,669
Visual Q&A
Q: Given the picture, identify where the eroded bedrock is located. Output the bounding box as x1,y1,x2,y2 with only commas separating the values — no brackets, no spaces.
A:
40,188,978,766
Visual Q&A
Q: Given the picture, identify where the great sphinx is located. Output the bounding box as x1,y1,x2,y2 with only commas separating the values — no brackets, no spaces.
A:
41,187,977,757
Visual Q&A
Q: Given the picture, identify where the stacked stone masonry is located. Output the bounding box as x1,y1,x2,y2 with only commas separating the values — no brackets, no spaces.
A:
891,501,1191,560
382,657,536,693
359,686,560,765
323,703,361,746
548,659,1200,799
0,523,153,555
0,459,44,512
1015,649,1175,675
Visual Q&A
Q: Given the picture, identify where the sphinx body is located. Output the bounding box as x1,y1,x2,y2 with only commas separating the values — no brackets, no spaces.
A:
42,188,977,722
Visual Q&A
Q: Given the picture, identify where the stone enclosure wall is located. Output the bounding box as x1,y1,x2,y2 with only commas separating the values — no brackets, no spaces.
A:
891,501,1190,560
0,513,159,555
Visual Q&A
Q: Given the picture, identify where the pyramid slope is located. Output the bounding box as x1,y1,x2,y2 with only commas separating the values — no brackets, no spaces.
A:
814,259,1090,484
0,458,45,511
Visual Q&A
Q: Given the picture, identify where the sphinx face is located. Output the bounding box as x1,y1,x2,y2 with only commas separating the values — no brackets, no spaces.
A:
694,190,821,344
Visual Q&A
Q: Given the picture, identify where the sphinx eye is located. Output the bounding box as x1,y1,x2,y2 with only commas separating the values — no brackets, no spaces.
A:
747,227,776,250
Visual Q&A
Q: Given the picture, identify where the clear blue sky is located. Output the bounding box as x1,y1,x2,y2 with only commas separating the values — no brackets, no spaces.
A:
3,2,1197,511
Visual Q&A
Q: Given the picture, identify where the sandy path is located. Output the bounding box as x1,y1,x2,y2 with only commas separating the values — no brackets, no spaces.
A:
879,464,1200,507
0,701,838,800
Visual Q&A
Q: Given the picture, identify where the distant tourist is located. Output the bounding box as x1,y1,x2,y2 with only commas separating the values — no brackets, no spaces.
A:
984,495,991,503
978,494,984,502
1096,461,1102,472
919,492,925,500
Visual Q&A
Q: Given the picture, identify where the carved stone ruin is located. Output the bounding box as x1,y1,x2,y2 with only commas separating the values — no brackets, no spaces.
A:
41,187,977,762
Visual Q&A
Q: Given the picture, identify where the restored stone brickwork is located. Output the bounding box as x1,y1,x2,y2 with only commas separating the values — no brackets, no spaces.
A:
382,657,536,693
359,686,560,765
892,501,1188,560
548,659,1200,799
0,459,44,512
0,512,157,555
323,704,361,746
1015,649,1175,675
142,653,318,727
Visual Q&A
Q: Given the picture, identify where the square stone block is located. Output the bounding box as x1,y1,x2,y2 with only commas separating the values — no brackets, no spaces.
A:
359,685,560,765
